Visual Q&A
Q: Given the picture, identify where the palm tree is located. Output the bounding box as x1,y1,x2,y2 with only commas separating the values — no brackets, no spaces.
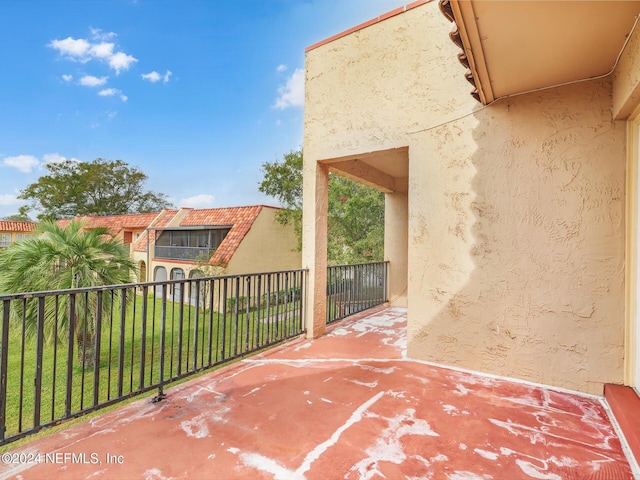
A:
0,220,136,368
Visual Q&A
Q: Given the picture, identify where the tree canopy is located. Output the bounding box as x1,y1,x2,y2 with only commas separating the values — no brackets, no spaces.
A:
1,213,32,222
19,158,173,221
0,220,136,366
259,150,385,264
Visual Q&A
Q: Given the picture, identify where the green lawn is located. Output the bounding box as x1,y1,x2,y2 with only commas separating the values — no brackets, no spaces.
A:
1,291,303,443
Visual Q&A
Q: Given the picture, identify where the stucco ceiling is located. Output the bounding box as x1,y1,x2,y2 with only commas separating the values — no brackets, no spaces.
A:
450,1,640,104
321,148,409,194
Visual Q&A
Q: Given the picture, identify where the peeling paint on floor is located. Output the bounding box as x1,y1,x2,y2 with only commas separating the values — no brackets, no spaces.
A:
0,307,636,480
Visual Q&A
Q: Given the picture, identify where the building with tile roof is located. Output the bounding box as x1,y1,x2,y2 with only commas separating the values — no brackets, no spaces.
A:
124,205,300,286
58,212,160,250
58,206,300,286
0,221,38,248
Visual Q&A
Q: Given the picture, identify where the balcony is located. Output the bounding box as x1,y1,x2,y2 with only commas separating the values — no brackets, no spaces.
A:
154,245,216,261
1,306,637,479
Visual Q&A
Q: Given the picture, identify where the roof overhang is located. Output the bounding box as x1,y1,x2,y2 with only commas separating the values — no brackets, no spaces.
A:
445,0,640,104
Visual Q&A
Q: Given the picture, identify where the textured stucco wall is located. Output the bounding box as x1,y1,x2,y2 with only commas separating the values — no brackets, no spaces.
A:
304,4,476,160
227,207,301,275
409,82,625,395
303,1,626,394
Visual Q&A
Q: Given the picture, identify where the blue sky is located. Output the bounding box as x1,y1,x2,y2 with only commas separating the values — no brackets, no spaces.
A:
0,0,409,219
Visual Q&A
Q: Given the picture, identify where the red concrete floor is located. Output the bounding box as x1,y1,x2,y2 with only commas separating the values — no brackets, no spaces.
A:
1,306,638,480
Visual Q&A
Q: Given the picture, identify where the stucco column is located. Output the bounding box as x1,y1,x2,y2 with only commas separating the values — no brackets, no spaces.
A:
302,161,329,338
385,192,408,307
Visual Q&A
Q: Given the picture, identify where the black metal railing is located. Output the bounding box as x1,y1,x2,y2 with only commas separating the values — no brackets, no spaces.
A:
0,269,306,446
326,261,388,324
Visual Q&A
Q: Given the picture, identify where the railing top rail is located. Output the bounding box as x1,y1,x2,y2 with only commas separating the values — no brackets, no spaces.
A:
328,261,389,269
0,268,310,300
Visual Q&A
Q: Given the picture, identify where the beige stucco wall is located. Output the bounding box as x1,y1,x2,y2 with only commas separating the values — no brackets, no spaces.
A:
226,207,301,275
304,1,626,394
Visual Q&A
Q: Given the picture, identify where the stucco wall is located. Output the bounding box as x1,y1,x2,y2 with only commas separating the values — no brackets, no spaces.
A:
303,1,626,394
409,82,625,395
226,207,301,275
304,4,475,159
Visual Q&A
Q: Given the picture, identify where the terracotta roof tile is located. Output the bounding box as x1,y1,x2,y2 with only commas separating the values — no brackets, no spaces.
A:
439,0,481,102
58,213,160,234
133,209,178,252
0,221,38,233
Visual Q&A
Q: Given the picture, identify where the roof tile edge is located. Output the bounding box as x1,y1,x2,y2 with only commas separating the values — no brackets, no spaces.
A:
305,0,428,53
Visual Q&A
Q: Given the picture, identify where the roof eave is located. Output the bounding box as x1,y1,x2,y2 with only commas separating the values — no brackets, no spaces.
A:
447,0,492,104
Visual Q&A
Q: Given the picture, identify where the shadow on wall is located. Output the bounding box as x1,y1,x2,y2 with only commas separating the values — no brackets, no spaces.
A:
407,78,626,395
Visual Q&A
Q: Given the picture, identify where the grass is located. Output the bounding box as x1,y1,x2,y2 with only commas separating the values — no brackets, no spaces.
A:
0,291,303,444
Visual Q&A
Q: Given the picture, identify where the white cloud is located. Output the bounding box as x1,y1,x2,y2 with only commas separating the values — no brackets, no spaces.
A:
179,194,216,208
2,155,40,173
0,194,20,206
98,88,117,96
142,70,172,83
141,71,161,82
98,88,127,102
49,31,137,74
2,153,80,173
89,42,114,59
62,74,73,82
274,68,304,110
48,37,91,60
108,51,137,74
276,64,287,73
79,75,108,87
90,27,116,41
42,153,78,164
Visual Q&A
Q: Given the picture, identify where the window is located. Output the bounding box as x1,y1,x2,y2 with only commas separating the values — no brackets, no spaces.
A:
138,261,147,283
170,268,186,300
15,234,31,242
189,269,205,305
0,233,11,247
153,266,167,297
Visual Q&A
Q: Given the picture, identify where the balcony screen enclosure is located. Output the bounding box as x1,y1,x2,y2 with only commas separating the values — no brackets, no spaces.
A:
154,227,231,261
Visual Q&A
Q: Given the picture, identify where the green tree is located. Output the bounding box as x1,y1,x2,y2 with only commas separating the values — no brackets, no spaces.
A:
0,220,136,368
1,213,33,222
328,176,385,264
19,158,172,221
259,150,385,264
258,150,303,249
